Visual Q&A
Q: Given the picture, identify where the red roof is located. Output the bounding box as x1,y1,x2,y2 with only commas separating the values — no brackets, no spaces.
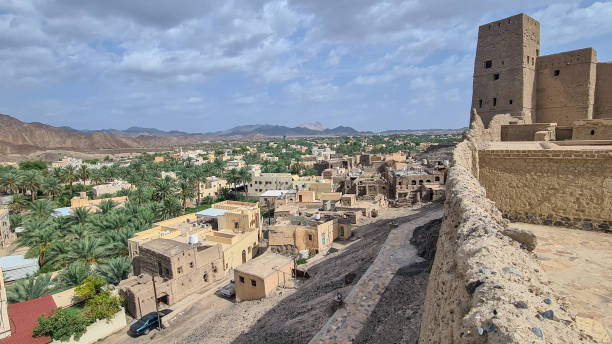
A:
2,295,57,344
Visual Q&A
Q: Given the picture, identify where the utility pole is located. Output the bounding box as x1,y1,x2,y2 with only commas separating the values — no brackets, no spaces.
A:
152,272,162,330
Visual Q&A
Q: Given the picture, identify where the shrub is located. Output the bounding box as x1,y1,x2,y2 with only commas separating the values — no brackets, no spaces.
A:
75,276,106,299
296,258,307,265
81,290,123,322
33,308,89,341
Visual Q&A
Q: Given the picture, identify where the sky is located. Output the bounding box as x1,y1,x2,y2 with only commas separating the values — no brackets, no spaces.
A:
1,0,611,133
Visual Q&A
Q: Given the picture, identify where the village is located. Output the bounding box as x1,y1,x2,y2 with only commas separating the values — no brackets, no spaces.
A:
0,133,456,343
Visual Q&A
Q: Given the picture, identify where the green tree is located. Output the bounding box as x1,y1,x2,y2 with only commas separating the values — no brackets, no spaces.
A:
62,166,78,196
96,256,132,285
17,219,57,266
53,262,94,290
8,194,28,213
153,178,176,201
81,290,123,322
28,199,55,219
18,160,48,170
78,166,89,188
98,199,116,214
177,180,195,210
0,170,21,194
158,197,182,220
7,274,53,303
70,207,90,226
34,308,90,341
75,275,106,299
42,177,63,201
238,167,252,198
63,237,113,265
22,170,43,201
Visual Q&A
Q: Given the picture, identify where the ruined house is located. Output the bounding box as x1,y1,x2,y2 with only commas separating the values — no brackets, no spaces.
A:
119,239,224,318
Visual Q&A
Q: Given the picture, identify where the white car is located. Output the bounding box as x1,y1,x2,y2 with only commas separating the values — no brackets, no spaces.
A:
219,281,235,298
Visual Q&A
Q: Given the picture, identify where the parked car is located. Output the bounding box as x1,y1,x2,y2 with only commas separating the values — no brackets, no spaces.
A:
219,281,235,298
128,309,172,337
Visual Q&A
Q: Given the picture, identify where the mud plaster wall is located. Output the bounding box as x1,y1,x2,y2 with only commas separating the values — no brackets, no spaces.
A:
478,150,612,231
419,128,589,343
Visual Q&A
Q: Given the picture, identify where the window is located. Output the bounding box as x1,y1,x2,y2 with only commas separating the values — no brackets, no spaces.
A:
493,98,497,106
485,60,492,69
239,276,245,283
526,56,529,64
591,130,595,135
321,233,326,245
234,222,239,229
411,180,416,185
177,267,183,274
536,49,540,56
493,73,499,80
251,279,257,287
554,69,560,76
435,176,440,182
509,99,513,105
308,234,313,241
203,273,208,282
189,262,194,268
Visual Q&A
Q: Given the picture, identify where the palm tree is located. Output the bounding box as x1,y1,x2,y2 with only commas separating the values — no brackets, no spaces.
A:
6,274,53,303
191,166,207,206
53,262,93,290
65,224,90,241
98,200,116,215
90,170,104,186
51,167,63,179
43,239,72,269
153,178,176,202
17,219,57,266
62,165,78,196
177,180,195,210
96,256,132,285
70,207,90,226
42,177,63,201
238,167,252,198
103,227,135,256
8,194,28,213
224,169,241,197
0,170,21,194
28,199,55,219
158,197,182,220
21,170,42,201
78,166,89,188
63,237,113,265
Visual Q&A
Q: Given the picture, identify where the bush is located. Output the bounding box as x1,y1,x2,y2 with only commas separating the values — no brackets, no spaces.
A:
81,290,123,323
75,276,106,299
296,258,307,265
33,308,89,341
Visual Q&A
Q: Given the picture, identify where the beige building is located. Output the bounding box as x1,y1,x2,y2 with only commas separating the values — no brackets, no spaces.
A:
92,181,133,198
51,157,82,169
0,268,10,339
248,173,294,197
198,176,227,199
234,253,294,302
472,13,612,139
120,239,224,318
70,193,129,213
0,209,15,248
268,217,336,255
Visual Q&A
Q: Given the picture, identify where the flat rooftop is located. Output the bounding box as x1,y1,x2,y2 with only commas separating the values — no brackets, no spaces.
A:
141,238,192,256
235,252,293,278
512,223,612,342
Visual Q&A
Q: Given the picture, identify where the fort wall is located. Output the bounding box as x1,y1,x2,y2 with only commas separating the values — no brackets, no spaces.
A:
478,149,612,231
535,48,597,125
419,135,588,343
594,62,612,119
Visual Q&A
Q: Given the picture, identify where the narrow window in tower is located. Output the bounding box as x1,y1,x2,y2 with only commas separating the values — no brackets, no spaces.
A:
479,99,482,108
485,60,492,69
554,69,560,76
493,98,497,106
536,49,540,56
526,56,530,64
509,99,513,105
493,73,500,80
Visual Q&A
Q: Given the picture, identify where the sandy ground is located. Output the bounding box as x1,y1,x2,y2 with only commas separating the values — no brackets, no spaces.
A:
99,206,432,344
513,222,612,342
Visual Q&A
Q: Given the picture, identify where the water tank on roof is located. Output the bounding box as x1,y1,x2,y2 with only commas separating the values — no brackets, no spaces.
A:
189,234,199,245
299,250,309,259
211,176,216,181
315,213,321,220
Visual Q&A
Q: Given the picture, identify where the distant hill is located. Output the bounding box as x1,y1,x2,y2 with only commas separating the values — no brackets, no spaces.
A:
212,124,361,137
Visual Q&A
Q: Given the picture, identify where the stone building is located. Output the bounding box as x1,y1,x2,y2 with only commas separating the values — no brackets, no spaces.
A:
119,239,224,318
234,252,294,302
92,181,133,198
473,13,612,140
70,193,129,213
268,217,336,255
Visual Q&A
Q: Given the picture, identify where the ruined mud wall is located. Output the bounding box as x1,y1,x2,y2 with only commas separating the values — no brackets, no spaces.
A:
419,137,590,343
478,149,612,231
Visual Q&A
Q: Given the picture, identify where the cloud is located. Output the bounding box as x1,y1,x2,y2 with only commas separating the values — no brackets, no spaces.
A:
0,0,611,132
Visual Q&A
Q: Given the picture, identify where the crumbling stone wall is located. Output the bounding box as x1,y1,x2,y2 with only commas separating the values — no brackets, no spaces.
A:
478,149,612,231
419,134,592,343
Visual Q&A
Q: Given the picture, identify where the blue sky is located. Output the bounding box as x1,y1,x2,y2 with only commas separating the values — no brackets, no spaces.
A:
1,0,611,132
